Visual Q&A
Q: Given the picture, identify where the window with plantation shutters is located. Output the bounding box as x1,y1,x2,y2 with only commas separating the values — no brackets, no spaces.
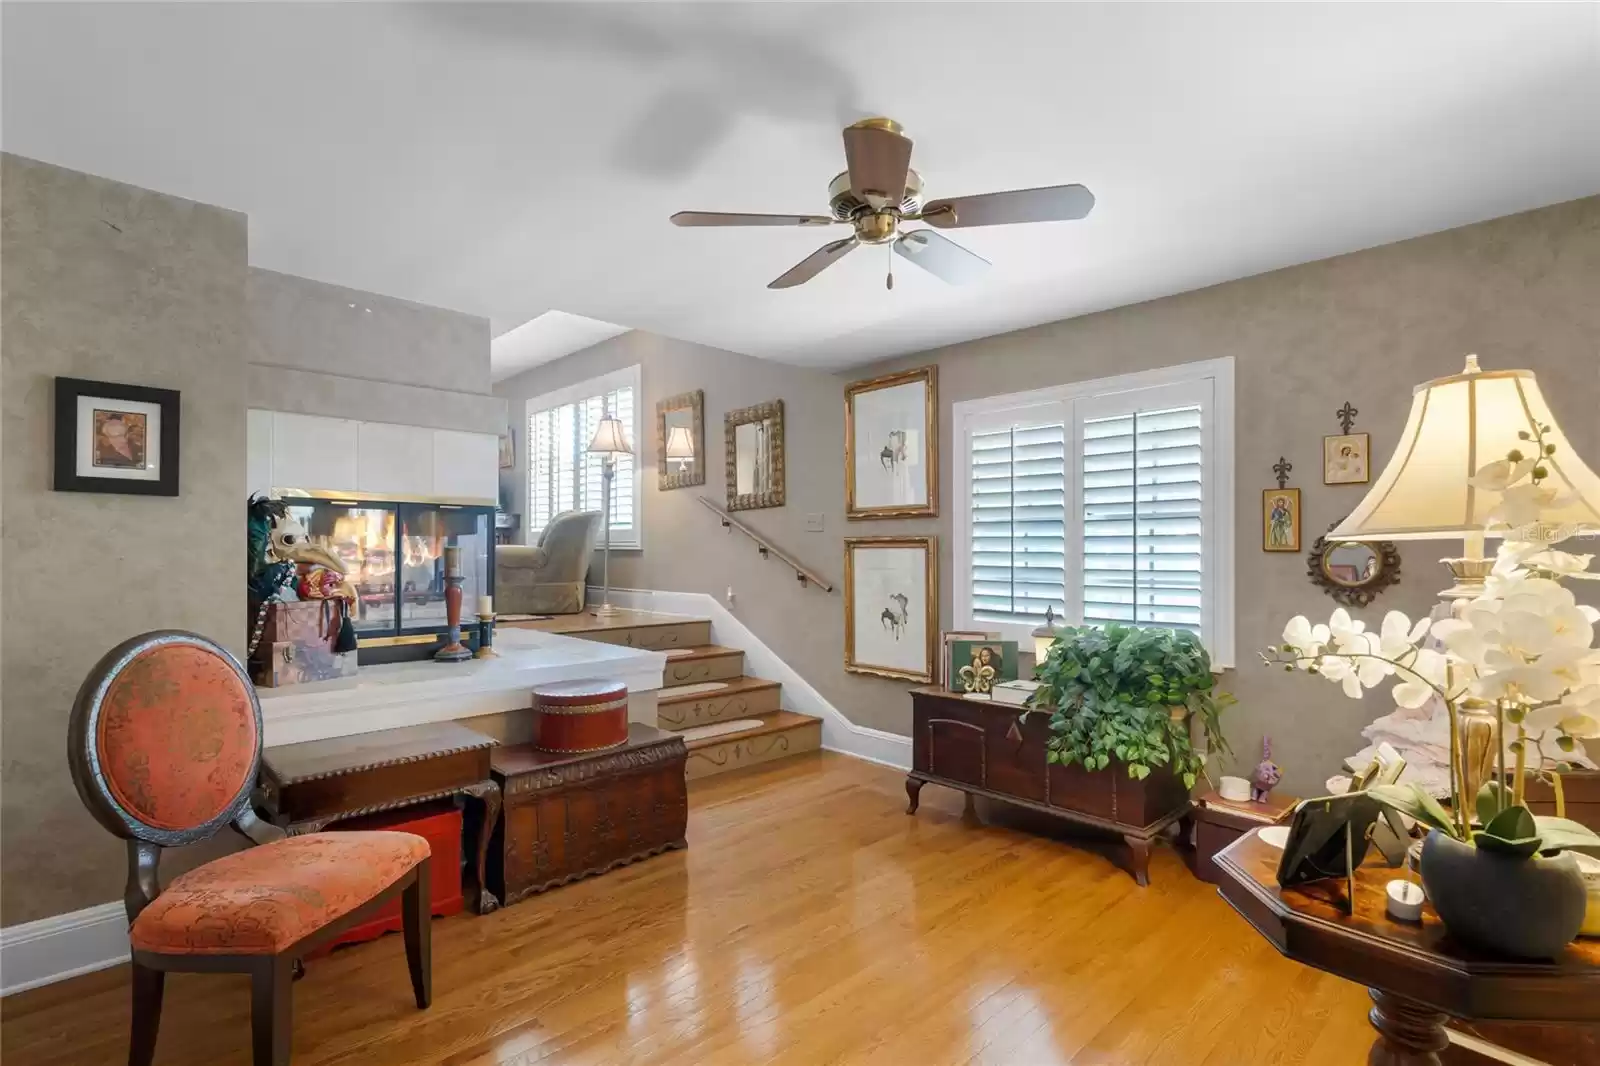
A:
526,365,641,550
969,421,1066,627
953,360,1234,666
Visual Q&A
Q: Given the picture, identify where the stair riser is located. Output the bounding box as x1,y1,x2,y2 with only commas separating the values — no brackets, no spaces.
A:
579,621,712,651
658,687,780,730
685,721,822,781
662,653,744,687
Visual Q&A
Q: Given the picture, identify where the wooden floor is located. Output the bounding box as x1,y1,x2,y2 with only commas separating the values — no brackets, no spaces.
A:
0,753,1378,1066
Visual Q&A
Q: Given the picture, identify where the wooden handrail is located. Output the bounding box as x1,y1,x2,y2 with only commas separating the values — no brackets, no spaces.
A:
695,496,834,593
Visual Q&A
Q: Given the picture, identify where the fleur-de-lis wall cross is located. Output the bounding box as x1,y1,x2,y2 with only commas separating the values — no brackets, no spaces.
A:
1273,456,1293,489
1336,402,1359,434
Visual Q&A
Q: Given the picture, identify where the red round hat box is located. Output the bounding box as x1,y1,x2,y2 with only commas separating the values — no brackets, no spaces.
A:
531,679,629,753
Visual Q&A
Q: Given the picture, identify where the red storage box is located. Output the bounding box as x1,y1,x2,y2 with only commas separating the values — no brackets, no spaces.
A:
315,803,463,954
532,679,629,753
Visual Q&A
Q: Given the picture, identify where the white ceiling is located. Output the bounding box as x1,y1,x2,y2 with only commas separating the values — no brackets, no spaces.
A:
4,3,1598,373
490,310,630,382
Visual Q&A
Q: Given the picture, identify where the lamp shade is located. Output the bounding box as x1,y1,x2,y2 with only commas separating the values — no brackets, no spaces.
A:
664,425,695,461
586,417,633,457
1332,356,1600,542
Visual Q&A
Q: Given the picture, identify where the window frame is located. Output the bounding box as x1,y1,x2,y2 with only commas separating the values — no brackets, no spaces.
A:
524,363,643,551
952,357,1235,668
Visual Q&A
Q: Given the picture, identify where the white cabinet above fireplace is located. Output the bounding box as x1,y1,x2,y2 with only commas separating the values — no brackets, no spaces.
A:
248,409,498,504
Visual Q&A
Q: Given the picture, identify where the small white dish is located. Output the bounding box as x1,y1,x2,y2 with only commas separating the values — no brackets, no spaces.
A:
1219,775,1251,802
1258,825,1290,849
1325,775,1353,795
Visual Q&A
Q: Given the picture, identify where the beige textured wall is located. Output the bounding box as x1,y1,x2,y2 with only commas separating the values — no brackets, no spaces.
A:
247,267,503,435
496,196,1600,798
1,153,249,925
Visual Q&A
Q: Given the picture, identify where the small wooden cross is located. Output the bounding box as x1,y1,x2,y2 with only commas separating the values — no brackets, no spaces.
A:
1336,401,1359,434
1273,456,1293,489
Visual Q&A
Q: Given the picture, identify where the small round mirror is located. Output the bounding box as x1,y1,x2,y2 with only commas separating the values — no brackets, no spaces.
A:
1307,520,1401,607
1322,542,1381,587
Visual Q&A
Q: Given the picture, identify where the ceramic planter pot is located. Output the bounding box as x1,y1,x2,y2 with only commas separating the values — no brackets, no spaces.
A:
1419,830,1587,959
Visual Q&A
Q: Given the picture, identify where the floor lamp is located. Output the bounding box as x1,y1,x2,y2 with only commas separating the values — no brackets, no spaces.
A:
587,413,633,617
1329,354,1600,797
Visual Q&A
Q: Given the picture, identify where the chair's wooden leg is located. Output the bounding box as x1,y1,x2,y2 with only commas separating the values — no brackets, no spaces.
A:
251,957,293,1066
402,860,432,1010
128,960,164,1066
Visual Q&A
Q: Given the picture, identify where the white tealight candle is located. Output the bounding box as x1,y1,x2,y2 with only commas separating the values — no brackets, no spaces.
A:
1385,879,1425,923
478,595,493,618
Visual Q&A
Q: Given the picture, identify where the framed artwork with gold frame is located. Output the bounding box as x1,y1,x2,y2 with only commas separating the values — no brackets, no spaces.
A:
844,535,937,682
845,365,938,519
1263,487,1302,552
725,399,784,511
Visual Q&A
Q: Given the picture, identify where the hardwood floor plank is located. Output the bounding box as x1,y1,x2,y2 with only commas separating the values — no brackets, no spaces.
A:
0,753,1374,1065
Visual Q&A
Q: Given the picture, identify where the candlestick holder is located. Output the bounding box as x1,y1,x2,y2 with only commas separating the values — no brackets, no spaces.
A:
474,613,499,659
434,546,473,663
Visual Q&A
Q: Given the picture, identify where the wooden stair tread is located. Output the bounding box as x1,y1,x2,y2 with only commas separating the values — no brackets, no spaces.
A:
682,710,819,751
501,609,708,634
658,675,779,704
661,645,743,662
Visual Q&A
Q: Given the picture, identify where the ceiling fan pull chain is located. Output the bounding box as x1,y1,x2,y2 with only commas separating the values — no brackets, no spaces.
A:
886,243,894,291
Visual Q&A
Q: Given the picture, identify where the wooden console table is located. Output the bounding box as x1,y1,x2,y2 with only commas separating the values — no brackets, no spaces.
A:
906,687,1191,885
260,721,503,913
1215,829,1600,1065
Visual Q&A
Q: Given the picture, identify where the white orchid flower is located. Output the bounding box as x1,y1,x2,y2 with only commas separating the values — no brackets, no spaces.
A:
1493,540,1545,574
1316,655,1367,699
1470,457,1537,492
1547,605,1596,649
1378,611,1430,660
1562,713,1600,739
1525,548,1600,581
1392,647,1447,709
1492,481,1573,531
1473,664,1572,704
1281,615,1329,662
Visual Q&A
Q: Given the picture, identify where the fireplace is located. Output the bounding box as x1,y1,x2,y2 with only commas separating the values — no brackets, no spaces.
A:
281,493,495,662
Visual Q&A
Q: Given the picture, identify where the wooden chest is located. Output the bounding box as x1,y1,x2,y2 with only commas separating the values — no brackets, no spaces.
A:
907,687,1192,885
250,599,357,686
1189,790,1297,884
489,723,688,905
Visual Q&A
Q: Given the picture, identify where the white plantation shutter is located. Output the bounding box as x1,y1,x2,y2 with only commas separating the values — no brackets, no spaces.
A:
954,361,1233,665
525,366,641,549
969,421,1066,626
1081,405,1204,633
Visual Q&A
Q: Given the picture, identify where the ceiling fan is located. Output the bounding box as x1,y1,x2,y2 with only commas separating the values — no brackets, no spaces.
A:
670,117,1094,290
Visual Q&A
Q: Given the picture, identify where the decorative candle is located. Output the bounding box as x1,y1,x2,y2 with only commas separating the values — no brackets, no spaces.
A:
478,595,493,618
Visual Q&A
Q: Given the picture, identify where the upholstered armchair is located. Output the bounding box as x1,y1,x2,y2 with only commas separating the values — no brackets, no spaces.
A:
495,509,602,615
68,631,432,1066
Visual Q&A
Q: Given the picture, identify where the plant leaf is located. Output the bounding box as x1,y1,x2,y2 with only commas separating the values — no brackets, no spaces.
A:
1476,780,1510,828
1475,831,1543,859
1368,783,1459,838
1484,804,1536,842
1532,815,1600,854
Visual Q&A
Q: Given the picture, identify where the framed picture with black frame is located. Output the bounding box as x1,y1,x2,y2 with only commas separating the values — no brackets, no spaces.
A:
53,376,181,496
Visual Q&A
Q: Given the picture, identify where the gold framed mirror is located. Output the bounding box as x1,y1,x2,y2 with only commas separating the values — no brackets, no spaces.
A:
725,400,785,511
656,390,705,491
1306,520,1401,607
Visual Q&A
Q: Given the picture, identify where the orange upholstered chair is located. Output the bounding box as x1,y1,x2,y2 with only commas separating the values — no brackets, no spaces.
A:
67,631,433,1066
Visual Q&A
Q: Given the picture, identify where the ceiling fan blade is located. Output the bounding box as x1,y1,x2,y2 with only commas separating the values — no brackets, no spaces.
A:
769,237,858,289
893,230,991,285
843,120,913,210
671,211,836,227
922,184,1095,229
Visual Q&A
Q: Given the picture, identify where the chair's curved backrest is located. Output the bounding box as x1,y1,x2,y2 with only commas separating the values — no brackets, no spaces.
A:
68,630,263,847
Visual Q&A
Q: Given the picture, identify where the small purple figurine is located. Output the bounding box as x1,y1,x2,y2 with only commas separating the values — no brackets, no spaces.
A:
1250,736,1282,803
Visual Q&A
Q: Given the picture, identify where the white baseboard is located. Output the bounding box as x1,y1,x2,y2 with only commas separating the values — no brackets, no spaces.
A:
0,902,128,997
598,587,912,770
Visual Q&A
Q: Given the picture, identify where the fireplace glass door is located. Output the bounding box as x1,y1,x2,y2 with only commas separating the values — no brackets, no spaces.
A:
399,504,490,631
285,502,397,634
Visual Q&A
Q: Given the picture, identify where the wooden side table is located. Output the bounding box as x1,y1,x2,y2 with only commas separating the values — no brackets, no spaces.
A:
260,721,503,914
1189,790,1298,883
1215,829,1600,1065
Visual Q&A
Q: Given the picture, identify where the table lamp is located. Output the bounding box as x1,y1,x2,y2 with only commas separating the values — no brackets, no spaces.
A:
1331,354,1600,796
664,425,696,472
587,414,633,617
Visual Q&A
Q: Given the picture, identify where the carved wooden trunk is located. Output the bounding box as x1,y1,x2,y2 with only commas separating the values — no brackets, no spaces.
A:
489,723,688,905
907,687,1192,884
250,599,356,687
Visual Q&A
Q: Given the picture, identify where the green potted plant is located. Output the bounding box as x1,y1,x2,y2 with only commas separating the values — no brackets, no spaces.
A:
1029,623,1234,804
1264,428,1600,958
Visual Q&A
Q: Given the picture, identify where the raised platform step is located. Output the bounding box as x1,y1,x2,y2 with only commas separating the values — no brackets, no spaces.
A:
501,609,711,653
660,645,745,687
656,676,781,731
683,711,822,781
